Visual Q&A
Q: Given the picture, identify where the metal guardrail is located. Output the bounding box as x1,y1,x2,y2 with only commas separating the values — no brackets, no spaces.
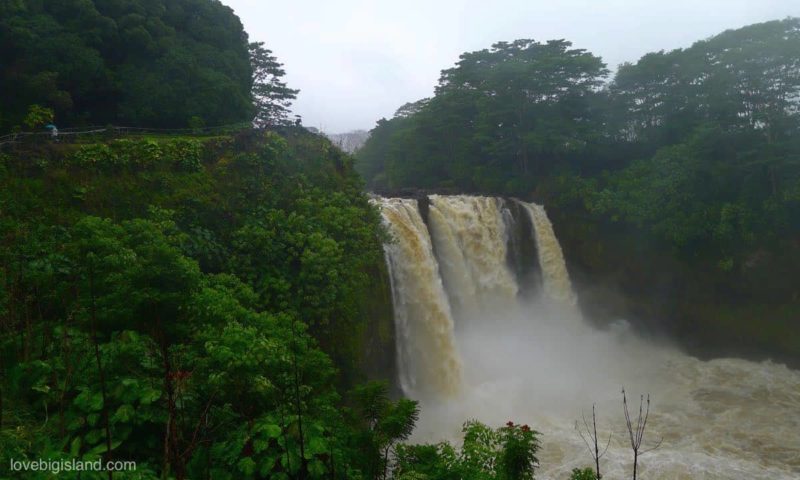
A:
0,123,253,148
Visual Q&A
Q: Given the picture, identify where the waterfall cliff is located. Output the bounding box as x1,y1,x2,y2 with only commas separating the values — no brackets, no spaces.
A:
375,195,574,395
375,197,463,396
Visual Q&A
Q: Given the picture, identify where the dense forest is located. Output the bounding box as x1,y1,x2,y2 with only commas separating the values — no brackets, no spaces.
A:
0,1,570,478
2,0,798,478
0,0,254,130
0,119,565,480
358,18,800,362
0,130,387,478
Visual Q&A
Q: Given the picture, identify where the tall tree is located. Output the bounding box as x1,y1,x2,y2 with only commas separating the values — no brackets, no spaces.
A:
250,42,299,127
0,0,254,131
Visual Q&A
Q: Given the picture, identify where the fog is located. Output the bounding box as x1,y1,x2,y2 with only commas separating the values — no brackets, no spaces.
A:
377,195,800,479
413,294,800,479
222,0,800,133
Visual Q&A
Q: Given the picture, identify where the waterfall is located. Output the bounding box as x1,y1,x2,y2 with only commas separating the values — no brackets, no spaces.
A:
516,201,577,305
504,199,543,297
373,194,800,480
374,194,576,397
375,197,462,396
427,195,519,318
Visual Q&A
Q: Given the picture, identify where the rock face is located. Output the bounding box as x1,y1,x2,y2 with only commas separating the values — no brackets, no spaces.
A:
326,130,369,153
546,204,800,368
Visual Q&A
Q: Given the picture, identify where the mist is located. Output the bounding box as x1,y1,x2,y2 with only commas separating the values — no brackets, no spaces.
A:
377,195,800,480
222,0,800,133
414,294,800,479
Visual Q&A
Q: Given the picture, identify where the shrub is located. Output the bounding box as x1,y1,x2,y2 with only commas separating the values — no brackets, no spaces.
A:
23,104,54,130
497,422,540,480
109,138,163,169
570,468,598,480
132,139,162,168
165,139,203,172
67,144,118,169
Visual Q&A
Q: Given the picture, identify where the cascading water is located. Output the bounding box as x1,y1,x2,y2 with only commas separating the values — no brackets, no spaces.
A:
426,195,519,319
376,194,800,480
374,197,462,397
516,200,577,305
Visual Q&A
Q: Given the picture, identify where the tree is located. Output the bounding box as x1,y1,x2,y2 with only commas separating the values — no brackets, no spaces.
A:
0,0,254,131
570,468,599,480
393,420,541,480
622,389,662,480
357,38,608,193
350,381,420,479
576,404,610,479
250,42,300,127
0,130,392,480
22,105,55,130
496,421,540,480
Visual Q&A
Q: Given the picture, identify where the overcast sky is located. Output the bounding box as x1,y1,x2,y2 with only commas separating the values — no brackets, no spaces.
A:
222,0,800,133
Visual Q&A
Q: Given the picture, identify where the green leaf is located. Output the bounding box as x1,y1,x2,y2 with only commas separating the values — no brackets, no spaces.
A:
238,457,257,476
87,440,122,456
139,388,161,405
113,404,136,423
74,389,104,412
307,436,327,455
70,437,81,457
258,423,282,439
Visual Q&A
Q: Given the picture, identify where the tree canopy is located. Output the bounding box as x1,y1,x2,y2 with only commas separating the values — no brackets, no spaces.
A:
358,38,609,193
356,19,800,360
0,130,402,479
250,41,299,127
357,19,800,266
0,0,255,131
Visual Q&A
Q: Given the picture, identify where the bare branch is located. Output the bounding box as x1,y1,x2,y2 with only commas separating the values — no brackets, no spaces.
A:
622,388,662,480
641,436,664,454
600,431,612,458
576,403,611,480
576,418,595,458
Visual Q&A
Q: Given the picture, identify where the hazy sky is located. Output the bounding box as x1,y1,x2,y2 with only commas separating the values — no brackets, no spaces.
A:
222,0,800,133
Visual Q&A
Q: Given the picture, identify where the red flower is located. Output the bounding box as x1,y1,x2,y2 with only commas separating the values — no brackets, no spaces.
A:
506,421,514,427
521,424,530,432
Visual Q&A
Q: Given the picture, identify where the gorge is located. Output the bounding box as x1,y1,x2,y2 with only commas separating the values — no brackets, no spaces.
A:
376,195,800,479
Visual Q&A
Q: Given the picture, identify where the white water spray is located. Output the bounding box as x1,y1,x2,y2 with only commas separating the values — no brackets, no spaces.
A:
517,200,577,305
427,195,519,320
375,197,462,397
377,194,800,479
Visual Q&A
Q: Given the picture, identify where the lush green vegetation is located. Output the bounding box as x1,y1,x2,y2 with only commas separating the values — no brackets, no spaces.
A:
0,129,596,479
0,0,254,130
250,42,300,128
357,19,800,360
5,1,796,477
358,19,800,264
394,421,541,480
0,130,396,478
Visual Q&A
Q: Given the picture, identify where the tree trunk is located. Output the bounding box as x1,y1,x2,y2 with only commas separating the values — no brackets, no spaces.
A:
162,342,183,480
88,266,113,480
290,317,308,480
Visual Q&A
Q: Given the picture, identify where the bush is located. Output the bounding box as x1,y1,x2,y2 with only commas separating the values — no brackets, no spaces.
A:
569,468,598,480
23,104,54,130
67,144,118,169
110,139,164,169
393,420,541,480
497,422,540,480
165,139,204,172
132,139,162,168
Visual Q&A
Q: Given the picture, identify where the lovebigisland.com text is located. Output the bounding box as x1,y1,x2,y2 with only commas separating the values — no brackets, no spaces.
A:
9,458,137,475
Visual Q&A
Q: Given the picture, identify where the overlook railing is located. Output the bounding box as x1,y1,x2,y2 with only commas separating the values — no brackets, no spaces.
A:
0,122,254,148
